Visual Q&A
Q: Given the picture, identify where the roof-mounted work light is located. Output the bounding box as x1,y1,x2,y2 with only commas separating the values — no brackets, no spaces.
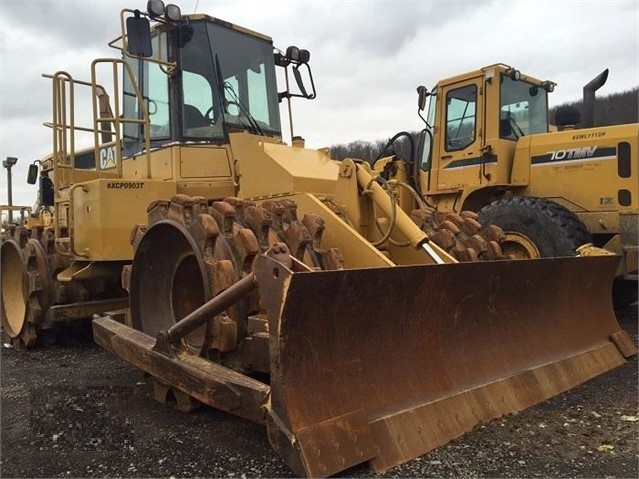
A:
285,46,310,64
146,0,181,22
165,4,181,22
147,0,165,19
506,68,521,81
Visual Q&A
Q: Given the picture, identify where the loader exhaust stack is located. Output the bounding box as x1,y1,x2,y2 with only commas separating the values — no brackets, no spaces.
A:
582,68,609,128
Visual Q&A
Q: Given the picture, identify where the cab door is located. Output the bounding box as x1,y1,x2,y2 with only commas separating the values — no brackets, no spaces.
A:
433,78,486,192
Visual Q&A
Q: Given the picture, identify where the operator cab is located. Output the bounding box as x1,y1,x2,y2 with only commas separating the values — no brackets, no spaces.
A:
121,1,315,156
416,64,555,173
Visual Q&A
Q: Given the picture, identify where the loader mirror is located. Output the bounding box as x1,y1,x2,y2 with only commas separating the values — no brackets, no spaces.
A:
417,85,429,111
126,10,153,57
293,67,308,97
27,163,38,185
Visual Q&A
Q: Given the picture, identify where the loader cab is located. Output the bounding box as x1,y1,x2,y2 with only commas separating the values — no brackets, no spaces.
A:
120,3,313,157
417,64,554,197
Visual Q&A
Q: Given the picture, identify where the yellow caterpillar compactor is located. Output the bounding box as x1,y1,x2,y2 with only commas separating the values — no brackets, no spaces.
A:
1,2,636,476
401,65,638,303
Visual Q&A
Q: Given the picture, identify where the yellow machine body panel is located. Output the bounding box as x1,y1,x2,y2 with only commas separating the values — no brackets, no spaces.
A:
120,145,237,199
231,132,340,199
179,145,232,178
72,179,177,260
121,148,174,180
513,124,639,232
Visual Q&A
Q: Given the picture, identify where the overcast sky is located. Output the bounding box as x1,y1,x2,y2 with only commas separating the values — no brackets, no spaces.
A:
1,0,638,208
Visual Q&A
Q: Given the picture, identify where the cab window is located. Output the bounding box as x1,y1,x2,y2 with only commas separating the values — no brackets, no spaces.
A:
500,75,549,139
445,84,477,151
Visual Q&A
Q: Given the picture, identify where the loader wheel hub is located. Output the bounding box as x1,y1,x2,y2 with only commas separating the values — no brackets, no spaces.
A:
130,222,210,352
171,253,205,321
1,241,27,337
502,232,541,259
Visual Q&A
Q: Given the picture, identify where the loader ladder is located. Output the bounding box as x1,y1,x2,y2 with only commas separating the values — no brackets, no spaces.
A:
44,61,151,258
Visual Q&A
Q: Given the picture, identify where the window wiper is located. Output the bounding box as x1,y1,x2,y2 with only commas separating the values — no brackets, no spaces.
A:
223,81,264,136
213,54,227,120
505,112,525,139
509,117,525,138
213,56,263,135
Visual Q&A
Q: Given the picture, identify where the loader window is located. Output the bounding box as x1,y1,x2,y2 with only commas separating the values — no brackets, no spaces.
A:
445,85,477,151
122,31,170,155
500,75,549,139
177,20,281,140
182,71,219,135
147,61,170,140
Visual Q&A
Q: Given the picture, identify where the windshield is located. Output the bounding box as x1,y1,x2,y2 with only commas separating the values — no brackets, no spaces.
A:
499,75,549,139
180,20,281,140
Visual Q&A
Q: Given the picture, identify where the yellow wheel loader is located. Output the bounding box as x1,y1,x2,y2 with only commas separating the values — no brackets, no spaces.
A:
406,64,638,304
1,3,636,477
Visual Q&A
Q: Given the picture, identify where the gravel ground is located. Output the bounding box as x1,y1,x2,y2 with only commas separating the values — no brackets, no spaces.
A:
1,305,637,478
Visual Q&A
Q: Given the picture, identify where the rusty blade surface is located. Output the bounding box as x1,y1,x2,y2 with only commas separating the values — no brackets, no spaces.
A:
255,254,635,477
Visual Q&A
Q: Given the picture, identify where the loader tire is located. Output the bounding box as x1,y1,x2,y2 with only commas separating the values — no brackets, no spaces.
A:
128,195,343,363
0,224,117,349
478,196,592,259
1,227,48,349
612,278,638,310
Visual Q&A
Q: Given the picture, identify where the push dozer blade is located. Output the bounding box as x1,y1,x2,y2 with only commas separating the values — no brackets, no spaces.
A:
254,254,636,477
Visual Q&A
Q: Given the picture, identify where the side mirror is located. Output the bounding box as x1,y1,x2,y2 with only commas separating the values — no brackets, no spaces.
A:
417,86,429,111
126,10,153,57
293,68,308,98
27,163,38,185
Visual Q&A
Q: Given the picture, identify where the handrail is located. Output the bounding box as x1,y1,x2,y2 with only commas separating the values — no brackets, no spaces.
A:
43,57,155,260
91,58,152,179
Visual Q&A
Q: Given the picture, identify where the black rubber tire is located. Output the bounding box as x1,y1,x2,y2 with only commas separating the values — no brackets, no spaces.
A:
612,278,639,310
478,196,592,258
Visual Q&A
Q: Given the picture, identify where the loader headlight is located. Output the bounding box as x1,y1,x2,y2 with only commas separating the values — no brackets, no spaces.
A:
542,80,555,93
286,46,300,62
147,0,165,19
507,68,521,81
146,1,181,22
165,4,182,22
285,46,310,64
298,49,310,64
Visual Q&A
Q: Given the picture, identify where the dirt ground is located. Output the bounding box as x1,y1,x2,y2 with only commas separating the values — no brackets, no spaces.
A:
1,305,637,479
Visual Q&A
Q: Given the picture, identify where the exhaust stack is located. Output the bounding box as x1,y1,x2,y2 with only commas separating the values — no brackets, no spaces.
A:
583,69,609,128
